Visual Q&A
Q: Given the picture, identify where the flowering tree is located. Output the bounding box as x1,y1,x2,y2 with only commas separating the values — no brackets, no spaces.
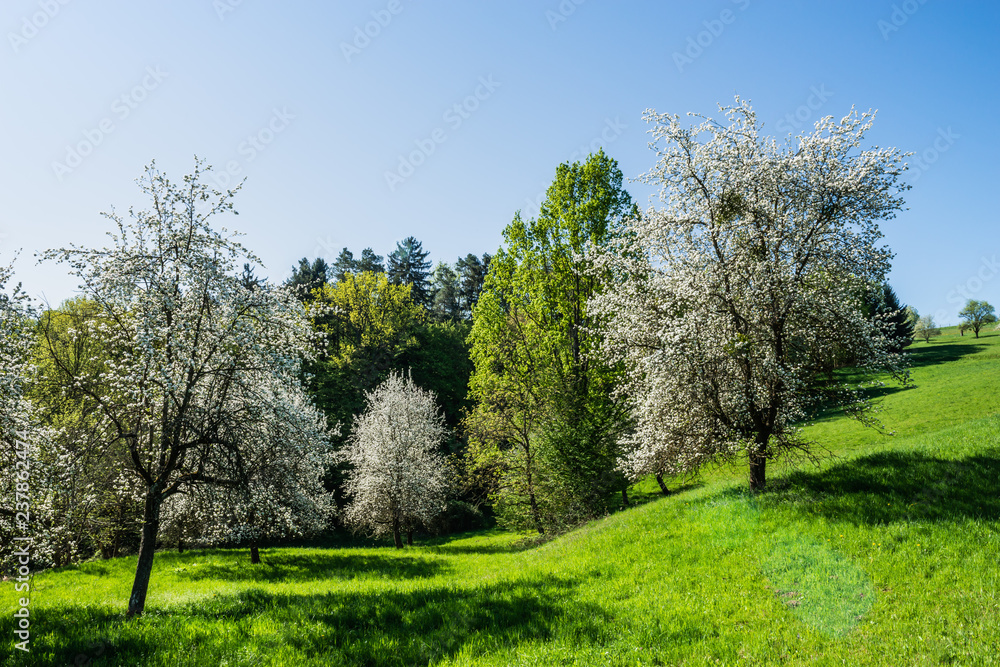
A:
160,369,336,563
914,314,941,343
0,257,39,570
41,160,329,617
342,372,449,548
591,98,910,491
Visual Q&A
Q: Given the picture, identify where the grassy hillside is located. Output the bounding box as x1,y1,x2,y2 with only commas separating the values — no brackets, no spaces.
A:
3,329,999,666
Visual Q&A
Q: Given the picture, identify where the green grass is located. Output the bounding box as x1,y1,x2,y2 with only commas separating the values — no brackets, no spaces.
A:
4,328,999,665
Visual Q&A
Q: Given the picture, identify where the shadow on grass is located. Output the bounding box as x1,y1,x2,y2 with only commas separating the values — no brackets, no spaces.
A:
9,575,608,667
907,342,984,369
171,551,447,583
766,448,1000,525
629,480,705,507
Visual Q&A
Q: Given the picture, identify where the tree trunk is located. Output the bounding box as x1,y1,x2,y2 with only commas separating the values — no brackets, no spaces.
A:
406,530,413,546
621,487,630,507
749,433,768,492
392,516,403,549
177,537,184,554
655,473,670,496
529,491,544,534
126,493,162,618
250,543,260,564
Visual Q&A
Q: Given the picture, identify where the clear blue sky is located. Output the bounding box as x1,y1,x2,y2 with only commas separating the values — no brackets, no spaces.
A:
1,0,997,325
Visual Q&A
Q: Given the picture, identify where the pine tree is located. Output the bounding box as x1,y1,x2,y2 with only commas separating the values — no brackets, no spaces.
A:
388,237,432,307
358,248,385,274
332,248,358,283
286,257,329,300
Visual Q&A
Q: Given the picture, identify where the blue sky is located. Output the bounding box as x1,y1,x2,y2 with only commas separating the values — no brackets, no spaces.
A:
1,0,996,324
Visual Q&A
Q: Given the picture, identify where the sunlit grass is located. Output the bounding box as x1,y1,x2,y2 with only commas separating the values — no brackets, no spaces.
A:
2,328,999,665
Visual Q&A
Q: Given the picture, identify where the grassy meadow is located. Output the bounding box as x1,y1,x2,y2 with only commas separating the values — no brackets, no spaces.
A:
3,327,999,665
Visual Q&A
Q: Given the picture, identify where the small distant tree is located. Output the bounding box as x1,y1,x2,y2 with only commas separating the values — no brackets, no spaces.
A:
914,315,941,343
341,372,449,548
958,300,996,339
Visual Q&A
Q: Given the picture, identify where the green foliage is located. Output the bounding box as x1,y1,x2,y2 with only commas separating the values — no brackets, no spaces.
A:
332,247,385,282
387,236,432,307
455,253,491,319
429,262,461,322
467,150,635,533
285,257,329,300
399,320,474,436
307,272,424,434
866,284,914,353
958,299,997,338
30,298,143,563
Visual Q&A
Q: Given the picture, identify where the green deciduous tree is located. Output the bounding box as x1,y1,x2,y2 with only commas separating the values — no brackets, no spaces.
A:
467,150,634,532
958,299,996,338
307,272,424,440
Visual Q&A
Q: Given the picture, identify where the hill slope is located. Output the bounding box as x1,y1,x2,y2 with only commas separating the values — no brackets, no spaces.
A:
3,330,999,666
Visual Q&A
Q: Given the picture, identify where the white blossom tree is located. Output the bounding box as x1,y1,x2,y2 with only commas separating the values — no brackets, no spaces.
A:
41,160,330,617
0,256,40,570
342,372,449,548
160,375,336,563
591,98,910,491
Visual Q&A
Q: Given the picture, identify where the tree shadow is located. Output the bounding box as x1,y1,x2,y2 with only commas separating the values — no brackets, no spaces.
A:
14,575,609,666
907,342,984,369
171,551,447,583
628,480,705,507
764,448,1000,525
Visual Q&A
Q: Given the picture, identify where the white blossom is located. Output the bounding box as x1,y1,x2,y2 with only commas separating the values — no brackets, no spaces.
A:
591,98,910,490
341,372,450,547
